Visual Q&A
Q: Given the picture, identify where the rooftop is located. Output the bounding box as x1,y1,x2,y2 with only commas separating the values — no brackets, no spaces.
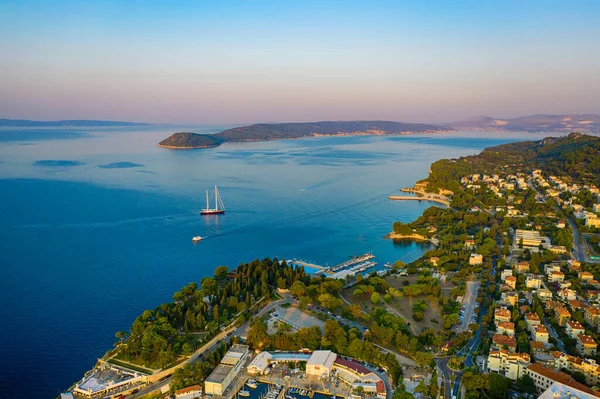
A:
527,364,600,397
205,364,234,384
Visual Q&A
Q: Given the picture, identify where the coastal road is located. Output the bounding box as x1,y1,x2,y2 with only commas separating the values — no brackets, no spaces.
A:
127,294,293,398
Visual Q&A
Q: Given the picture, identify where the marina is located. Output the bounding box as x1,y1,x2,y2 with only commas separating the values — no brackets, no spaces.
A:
290,253,376,278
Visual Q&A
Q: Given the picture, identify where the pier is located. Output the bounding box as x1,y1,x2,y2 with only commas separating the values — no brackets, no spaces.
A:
389,188,450,206
290,253,375,277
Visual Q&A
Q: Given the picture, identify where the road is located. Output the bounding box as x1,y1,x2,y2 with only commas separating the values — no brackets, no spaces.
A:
566,217,585,262
128,293,293,398
542,316,566,352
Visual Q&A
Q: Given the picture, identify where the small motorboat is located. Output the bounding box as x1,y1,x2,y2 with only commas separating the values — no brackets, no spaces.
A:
239,390,251,397
192,236,202,242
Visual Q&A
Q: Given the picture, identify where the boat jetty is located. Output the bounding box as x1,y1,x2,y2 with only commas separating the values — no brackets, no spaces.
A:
290,253,376,279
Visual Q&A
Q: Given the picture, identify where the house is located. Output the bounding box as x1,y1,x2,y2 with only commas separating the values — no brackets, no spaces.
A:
577,335,598,357
515,230,543,248
429,257,439,267
551,352,600,387
530,340,547,353
558,288,576,301
175,385,203,399
505,276,517,289
566,321,585,339
584,306,600,328
469,253,483,265
554,307,571,327
549,271,565,283
525,313,541,332
526,274,542,289
568,300,588,312
492,334,517,352
579,271,595,281
247,352,273,375
502,291,519,307
464,239,475,250
487,350,530,380
501,269,513,281
497,322,515,337
495,308,512,325
536,288,553,301
533,325,549,344
515,261,530,274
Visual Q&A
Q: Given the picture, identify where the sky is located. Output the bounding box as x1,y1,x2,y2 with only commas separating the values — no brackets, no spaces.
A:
0,0,599,124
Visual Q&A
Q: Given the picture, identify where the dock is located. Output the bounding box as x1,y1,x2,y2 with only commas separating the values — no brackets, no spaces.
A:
290,253,375,277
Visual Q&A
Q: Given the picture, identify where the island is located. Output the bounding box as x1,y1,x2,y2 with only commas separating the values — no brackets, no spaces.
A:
158,120,454,149
65,132,600,399
158,132,223,149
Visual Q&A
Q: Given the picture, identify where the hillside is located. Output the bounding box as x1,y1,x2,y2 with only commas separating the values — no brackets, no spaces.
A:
158,132,222,149
0,118,149,127
450,114,600,133
158,120,453,149
423,132,600,193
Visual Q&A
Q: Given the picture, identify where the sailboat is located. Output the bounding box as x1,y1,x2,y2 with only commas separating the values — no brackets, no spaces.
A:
201,186,226,215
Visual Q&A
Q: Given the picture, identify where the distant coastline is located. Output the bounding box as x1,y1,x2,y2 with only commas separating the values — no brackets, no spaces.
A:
157,120,455,150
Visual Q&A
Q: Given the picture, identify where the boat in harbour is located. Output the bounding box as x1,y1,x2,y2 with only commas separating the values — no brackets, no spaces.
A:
239,390,251,397
246,380,258,389
201,186,225,215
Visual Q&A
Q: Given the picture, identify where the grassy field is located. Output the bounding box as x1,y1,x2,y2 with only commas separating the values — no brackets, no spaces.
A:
341,274,454,334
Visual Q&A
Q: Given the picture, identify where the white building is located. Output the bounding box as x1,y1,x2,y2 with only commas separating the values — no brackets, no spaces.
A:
247,352,273,375
175,385,203,399
306,350,337,377
205,344,249,396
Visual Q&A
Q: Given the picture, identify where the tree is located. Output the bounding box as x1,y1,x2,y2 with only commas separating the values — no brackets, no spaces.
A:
214,265,229,280
487,373,509,399
515,375,536,395
371,292,381,304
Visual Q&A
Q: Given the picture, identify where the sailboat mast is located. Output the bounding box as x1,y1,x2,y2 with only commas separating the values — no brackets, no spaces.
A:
206,190,209,210
214,186,218,210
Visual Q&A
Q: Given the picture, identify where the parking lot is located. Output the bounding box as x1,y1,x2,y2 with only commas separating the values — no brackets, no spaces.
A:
271,305,324,332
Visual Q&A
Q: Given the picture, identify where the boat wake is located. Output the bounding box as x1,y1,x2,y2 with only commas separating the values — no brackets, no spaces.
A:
298,174,355,192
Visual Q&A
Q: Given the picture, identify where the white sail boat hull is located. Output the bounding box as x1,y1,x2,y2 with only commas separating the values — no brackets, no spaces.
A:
201,185,226,215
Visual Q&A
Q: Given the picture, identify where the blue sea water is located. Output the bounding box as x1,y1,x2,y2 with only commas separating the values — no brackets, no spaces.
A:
0,126,550,398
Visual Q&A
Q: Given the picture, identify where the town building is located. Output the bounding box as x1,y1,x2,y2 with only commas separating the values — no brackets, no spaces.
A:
515,261,530,274
577,335,598,357
554,307,571,326
537,288,553,301
175,385,203,399
538,381,600,399
501,291,519,307
469,253,483,265
525,364,599,396
551,351,600,386
566,321,586,338
533,325,549,344
494,308,512,325
306,350,337,377
505,276,517,290
491,334,517,352
487,350,530,380
549,271,565,283
526,274,542,289
496,322,515,337
580,271,595,281
204,344,250,396
515,230,543,248
585,307,600,327
525,312,541,332
247,352,274,375
501,269,513,281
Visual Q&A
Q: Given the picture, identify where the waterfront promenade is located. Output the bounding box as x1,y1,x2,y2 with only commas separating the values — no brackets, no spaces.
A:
388,188,450,206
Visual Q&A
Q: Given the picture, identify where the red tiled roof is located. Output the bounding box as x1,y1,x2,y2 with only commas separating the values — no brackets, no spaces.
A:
334,358,370,375
176,385,203,395
493,334,516,347
526,364,600,397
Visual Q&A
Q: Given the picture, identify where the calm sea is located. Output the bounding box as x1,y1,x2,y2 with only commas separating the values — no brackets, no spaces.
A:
0,126,546,398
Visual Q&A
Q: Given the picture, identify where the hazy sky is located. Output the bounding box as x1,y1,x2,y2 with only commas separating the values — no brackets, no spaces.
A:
1,0,599,124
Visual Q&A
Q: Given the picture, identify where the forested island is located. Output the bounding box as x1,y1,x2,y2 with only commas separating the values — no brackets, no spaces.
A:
158,120,453,149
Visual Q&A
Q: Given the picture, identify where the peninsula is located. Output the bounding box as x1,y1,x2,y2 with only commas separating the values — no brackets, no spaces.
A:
158,120,454,149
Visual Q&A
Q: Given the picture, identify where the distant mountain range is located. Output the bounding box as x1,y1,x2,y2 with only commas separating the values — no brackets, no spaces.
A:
158,120,452,149
449,114,600,133
0,119,149,127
